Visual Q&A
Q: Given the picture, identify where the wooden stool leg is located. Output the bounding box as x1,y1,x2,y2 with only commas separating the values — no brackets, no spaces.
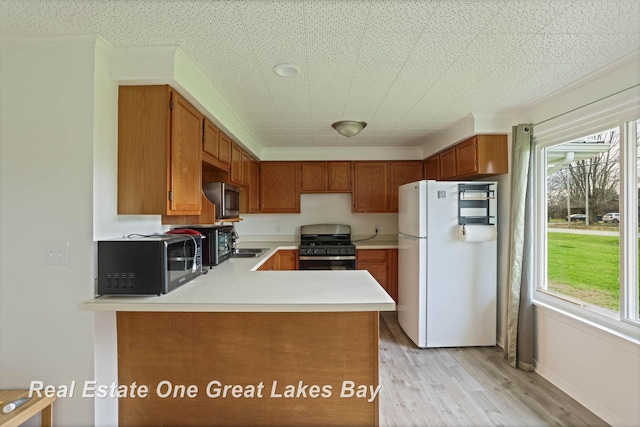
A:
41,404,53,427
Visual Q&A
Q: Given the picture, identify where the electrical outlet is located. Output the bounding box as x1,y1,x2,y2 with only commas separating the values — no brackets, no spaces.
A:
45,241,69,265
275,225,281,233
374,224,379,232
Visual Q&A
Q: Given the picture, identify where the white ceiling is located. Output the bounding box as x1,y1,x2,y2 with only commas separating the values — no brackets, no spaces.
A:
1,0,639,151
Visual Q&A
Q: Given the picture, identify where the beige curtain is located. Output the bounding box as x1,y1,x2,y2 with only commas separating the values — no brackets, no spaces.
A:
505,124,534,371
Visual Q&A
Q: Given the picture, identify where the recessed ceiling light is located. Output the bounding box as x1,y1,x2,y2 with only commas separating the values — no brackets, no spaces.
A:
273,64,300,77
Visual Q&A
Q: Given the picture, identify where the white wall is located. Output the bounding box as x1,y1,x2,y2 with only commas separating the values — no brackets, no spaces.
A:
235,193,398,242
0,34,163,426
0,34,97,426
515,51,640,427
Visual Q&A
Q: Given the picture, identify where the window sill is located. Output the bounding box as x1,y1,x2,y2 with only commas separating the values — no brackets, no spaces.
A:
533,292,640,347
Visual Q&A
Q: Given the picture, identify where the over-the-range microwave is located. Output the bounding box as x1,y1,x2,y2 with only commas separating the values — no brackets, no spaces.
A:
203,182,239,219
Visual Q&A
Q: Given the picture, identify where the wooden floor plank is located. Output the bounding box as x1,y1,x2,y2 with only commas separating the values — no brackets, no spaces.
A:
379,312,607,427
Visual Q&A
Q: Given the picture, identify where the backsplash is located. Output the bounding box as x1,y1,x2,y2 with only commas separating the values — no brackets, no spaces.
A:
234,193,398,241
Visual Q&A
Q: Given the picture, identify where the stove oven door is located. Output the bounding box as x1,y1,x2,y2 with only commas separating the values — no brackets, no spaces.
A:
298,256,356,271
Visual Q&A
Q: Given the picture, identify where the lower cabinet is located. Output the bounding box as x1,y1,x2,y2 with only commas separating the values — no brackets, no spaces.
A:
356,249,397,303
258,249,298,271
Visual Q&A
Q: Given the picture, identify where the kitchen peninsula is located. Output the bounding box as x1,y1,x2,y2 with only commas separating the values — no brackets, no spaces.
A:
82,242,395,426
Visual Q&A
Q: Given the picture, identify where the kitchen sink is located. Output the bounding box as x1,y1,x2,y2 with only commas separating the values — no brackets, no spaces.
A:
232,248,269,258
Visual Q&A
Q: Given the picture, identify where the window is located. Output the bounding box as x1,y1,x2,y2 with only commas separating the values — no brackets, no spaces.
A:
535,116,640,332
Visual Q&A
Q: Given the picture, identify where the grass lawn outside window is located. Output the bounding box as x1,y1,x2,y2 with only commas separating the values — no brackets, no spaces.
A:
546,231,621,311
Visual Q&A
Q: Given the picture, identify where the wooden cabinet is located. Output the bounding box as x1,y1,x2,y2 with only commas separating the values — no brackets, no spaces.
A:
389,161,423,212
301,161,351,193
357,249,397,302
258,249,298,271
218,133,232,166
248,158,260,213
230,142,243,185
352,161,421,213
327,162,352,192
439,147,457,180
352,162,389,213
260,162,301,213
388,249,398,304
161,190,216,225
455,134,508,178
424,155,440,180
202,118,219,158
275,249,298,270
202,118,233,173
118,85,203,215
301,162,326,192
424,134,508,181
241,150,251,187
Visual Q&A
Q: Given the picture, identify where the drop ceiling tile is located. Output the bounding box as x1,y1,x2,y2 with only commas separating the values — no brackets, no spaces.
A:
310,97,351,112
364,0,439,33
483,0,572,34
544,0,640,34
303,0,372,34
424,0,505,33
242,110,283,121
357,31,423,64
408,32,478,64
244,32,308,70
312,135,340,146
458,33,526,63
235,0,305,33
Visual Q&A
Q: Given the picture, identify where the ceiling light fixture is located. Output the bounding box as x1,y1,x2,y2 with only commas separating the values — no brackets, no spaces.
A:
332,120,367,138
273,64,300,77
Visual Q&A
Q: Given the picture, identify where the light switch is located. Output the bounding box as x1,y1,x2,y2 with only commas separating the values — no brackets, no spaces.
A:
46,241,69,265
437,191,447,199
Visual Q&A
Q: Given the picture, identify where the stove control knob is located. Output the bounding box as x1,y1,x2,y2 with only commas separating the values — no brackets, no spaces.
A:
312,249,317,254
325,249,331,254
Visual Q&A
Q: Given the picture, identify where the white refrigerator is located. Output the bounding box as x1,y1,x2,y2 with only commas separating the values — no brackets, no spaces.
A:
397,180,497,348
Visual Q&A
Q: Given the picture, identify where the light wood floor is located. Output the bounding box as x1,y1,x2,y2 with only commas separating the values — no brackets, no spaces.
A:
378,312,607,427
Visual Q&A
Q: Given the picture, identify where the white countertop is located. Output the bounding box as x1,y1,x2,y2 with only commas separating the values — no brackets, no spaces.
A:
81,242,396,313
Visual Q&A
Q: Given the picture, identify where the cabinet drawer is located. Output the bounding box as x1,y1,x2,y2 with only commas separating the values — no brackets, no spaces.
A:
356,249,388,261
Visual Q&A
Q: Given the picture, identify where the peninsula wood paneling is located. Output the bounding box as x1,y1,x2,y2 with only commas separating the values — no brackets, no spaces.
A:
117,311,379,426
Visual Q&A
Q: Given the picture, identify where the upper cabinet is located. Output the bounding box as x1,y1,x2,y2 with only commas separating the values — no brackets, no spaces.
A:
456,135,508,178
248,158,261,213
424,155,440,180
202,118,220,160
426,134,508,181
352,161,423,213
352,162,389,213
230,142,243,186
439,147,457,180
301,161,352,193
260,162,301,213
327,162,352,192
202,118,232,172
118,85,203,216
389,161,423,212
218,133,232,166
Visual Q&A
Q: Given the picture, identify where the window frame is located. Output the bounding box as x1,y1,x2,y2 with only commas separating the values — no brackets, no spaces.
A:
532,97,640,343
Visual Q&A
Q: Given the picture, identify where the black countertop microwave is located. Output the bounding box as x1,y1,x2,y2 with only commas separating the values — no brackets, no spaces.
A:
97,234,202,295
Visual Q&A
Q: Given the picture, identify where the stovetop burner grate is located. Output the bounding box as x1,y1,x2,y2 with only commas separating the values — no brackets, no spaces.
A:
299,224,355,257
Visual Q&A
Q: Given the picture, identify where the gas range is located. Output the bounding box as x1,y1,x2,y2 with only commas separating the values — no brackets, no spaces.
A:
298,224,356,270
298,241,356,256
